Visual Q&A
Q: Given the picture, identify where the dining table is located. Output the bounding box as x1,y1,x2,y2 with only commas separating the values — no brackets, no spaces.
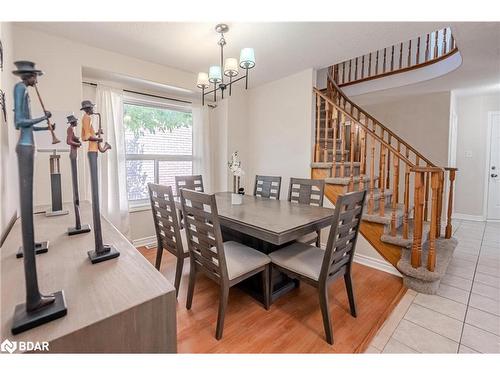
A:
176,191,336,303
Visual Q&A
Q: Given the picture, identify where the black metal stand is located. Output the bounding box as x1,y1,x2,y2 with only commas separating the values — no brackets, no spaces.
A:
87,245,120,264
67,155,90,235
87,152,120,264
16,241,49,259
12,291,67,335
68,224,91,236
45,152,68,217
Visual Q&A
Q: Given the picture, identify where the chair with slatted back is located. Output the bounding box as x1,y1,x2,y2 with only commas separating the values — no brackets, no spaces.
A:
180,189,271,340
269,190,366,345
288,178,326,247
253,175,282,200
174,175,204,196
148,183,189,297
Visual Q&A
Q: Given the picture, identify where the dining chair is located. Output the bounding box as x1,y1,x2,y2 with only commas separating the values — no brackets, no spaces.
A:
269,190,366,345
288,177,325,247
148,183,189,297
175,175,204,196
254,175,282,200
180,189,271,340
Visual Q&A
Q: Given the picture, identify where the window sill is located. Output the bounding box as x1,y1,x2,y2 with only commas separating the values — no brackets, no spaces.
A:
128,203,151,213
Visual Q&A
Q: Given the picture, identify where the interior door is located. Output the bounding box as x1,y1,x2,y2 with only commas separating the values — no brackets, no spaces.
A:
487,112,500,220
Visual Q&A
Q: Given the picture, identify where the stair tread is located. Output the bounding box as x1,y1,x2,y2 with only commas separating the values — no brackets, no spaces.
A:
380,220,431,248
324,175,379,186
311,161,361,169
362,203,404,225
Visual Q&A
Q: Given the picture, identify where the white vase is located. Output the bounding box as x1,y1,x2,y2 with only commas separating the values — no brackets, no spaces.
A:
231,193,243,205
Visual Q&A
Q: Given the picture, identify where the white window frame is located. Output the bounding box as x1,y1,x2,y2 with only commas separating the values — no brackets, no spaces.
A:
123,96,193,210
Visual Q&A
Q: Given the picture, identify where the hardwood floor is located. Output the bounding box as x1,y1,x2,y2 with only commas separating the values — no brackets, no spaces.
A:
138,246,406,353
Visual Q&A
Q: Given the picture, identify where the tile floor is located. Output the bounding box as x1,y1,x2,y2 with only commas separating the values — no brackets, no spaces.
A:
366,219,500,353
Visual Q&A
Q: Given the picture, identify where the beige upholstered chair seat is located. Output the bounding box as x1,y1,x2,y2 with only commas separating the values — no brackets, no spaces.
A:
269,242,325,281
297,231,319,245
223,241,271,281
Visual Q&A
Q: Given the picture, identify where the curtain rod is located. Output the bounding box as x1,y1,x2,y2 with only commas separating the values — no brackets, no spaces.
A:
82,81,192,104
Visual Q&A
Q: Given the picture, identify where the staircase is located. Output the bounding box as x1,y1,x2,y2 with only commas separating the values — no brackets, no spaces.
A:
312,64,459,294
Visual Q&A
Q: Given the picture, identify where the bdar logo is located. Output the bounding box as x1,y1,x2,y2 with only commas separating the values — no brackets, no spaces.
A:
1,339,17,354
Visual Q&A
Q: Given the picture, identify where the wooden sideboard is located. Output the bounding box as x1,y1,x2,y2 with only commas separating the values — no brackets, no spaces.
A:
0,202,176,353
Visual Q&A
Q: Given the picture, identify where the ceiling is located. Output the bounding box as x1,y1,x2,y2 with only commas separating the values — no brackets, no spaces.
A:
19,22,500,97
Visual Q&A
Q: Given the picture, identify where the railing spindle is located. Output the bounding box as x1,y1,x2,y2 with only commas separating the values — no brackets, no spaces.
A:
424,171,430,222
407,40,412,67
359,127,366,191
391,45,395,71
368,52,372,77
375,50,379,75
386,134,392,189
323,98,328,162
383,48,387,73
349,121,355,191
443,28,447,55
332,109,338,177
391,156,400,236
399,43,403,69
416,37,421,64
379,145,386,217
436,171,445,238
342,61,346,85
340,113,346,177
369,133,376,214
361,55,365,79
378,129,385,188
355,57,359,81
403,148,410,239
315,95,321,162
434,30,439,59
348,60,352,83
425,34,430,62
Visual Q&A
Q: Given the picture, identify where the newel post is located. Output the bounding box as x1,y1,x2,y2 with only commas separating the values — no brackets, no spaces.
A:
427,171,441,272
411,169,425,268
445,167,458,239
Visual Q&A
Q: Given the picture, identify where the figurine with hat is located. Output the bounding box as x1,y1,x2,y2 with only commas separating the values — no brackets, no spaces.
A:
66,114,91,236
11,60,67,334
81,100,119,264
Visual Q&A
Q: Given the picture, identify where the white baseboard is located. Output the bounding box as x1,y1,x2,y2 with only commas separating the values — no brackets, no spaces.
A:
321,241,401,277
132,235,157,248
353,253,402,277
452,213,486,222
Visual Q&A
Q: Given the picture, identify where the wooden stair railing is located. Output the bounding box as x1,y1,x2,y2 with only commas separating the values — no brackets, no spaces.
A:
313,83,457,272
332,27,458,87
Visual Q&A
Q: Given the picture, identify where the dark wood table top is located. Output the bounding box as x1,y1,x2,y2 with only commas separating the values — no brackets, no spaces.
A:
177,192,335,245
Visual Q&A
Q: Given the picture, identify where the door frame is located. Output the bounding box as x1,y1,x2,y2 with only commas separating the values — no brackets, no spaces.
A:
484,111,500,221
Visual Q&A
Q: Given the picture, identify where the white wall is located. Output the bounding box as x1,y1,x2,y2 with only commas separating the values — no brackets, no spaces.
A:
360,92,451,167
0,22,19,242
454,93,500,219
245,69,315,198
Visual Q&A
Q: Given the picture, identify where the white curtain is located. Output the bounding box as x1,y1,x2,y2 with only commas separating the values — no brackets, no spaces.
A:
192,105,212,192
96,84,130,239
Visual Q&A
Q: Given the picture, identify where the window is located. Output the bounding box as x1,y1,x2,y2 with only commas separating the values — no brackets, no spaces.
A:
124,101,193,207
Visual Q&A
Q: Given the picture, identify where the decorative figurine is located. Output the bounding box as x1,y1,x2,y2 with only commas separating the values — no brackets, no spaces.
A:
11,61,67,335
66,115,91,235
228,151,245,205
81,100,118,264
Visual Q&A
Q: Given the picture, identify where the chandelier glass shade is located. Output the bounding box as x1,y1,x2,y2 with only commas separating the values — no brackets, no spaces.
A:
197,24,255,105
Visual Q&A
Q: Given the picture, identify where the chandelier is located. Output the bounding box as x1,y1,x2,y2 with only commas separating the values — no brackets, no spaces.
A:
197,24,255,105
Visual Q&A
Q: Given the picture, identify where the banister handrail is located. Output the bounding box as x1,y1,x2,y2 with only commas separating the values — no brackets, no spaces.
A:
326,73,436,167
333,27,458,89
314,88,415,169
